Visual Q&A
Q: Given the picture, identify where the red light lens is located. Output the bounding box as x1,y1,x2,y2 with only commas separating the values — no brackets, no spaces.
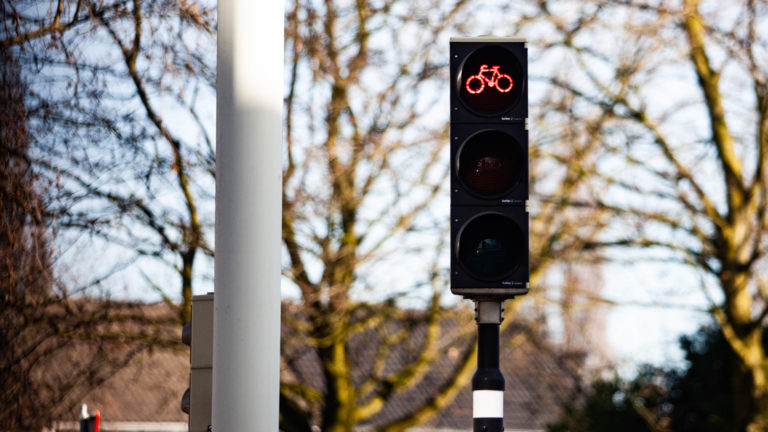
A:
464,65,513,95
458,46,523,115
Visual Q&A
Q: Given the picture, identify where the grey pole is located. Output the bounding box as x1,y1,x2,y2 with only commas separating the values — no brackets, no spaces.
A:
213,0,283,430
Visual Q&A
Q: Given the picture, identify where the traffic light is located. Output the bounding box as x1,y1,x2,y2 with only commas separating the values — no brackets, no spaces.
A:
450,37,529,299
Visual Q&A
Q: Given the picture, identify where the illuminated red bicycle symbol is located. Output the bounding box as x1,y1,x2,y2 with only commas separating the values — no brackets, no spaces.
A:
465,65,513,95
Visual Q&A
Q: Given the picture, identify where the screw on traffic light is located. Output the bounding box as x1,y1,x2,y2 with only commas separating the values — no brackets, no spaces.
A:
450,37,529,300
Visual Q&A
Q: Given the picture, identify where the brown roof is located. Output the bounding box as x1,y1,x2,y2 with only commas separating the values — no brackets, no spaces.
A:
77,349,189,422
39,301,190,424
281,302,580,430
56,301,579,430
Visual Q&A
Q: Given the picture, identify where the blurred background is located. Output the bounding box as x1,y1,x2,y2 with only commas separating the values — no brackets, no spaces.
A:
2,0,767,430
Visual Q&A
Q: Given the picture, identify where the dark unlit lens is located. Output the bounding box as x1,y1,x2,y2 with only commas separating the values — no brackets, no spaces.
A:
458,213,522,280
458,131,521,197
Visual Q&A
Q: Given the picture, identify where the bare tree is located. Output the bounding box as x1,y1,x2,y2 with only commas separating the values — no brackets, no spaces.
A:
522,0,768,429
3,1,610,429
280,0,612,429
1,0,217,322
0,42,56,431
281,1,474,428
2,0,215,427
1,45,184,431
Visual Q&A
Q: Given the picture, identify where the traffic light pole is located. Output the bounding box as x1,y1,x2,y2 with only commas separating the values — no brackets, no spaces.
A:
473,300,505,432
449,37,527,432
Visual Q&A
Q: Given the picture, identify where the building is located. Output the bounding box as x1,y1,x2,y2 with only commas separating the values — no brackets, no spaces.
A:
49,301,581,431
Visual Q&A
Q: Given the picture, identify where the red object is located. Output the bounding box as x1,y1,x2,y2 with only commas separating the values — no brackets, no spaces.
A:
465,65,513,95
80,411,100,432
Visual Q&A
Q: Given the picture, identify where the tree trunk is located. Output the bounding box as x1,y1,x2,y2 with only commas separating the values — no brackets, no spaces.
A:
721,267,768,431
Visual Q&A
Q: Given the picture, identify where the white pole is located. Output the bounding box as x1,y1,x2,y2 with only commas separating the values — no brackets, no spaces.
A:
213,0,283,429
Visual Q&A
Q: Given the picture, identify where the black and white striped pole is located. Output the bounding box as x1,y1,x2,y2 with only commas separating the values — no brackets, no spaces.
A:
473,301,505,432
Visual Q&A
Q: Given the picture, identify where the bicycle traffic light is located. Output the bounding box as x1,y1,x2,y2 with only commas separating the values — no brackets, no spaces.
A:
450,37,529,299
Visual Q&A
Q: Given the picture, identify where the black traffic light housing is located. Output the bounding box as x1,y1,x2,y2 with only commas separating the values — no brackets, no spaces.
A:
450,37,529,300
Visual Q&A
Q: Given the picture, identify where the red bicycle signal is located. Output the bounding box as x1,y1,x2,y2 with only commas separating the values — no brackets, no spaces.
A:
465,65,513,95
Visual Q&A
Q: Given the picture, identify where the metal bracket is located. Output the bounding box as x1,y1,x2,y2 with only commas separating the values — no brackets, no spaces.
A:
475,300,504,324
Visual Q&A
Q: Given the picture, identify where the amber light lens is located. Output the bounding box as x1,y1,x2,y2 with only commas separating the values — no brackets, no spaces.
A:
458,130,522,197
457,213,523,280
